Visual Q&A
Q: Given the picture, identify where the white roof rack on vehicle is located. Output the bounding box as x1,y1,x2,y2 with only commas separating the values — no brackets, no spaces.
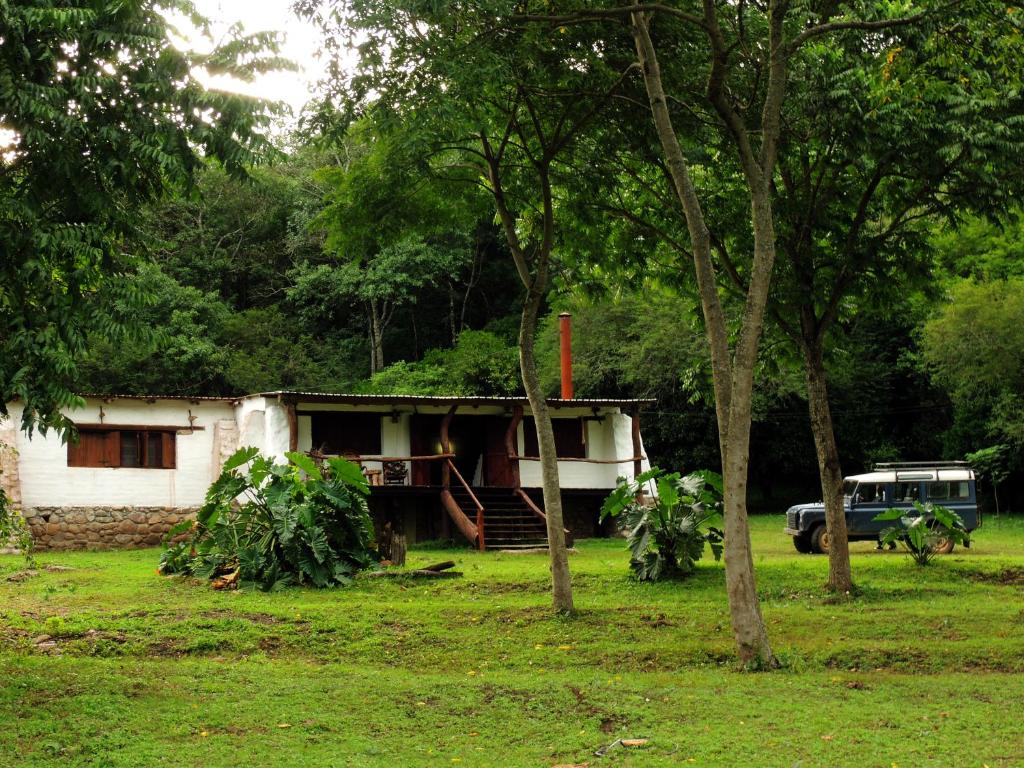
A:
853,461,976,483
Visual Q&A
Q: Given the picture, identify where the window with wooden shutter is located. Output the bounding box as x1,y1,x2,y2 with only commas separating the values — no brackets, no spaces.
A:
67,428,176,469
521,417,586,459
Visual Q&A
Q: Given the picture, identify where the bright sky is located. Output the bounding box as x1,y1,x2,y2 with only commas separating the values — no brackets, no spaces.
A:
189,0,330,115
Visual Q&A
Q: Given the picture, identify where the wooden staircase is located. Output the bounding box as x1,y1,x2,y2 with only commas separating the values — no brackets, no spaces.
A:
447,486,550,550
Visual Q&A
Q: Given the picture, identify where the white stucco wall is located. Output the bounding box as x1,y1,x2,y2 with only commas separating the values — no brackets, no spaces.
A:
264,399,293,462
13,398,236,508
235,396,266,455
517,409,645,489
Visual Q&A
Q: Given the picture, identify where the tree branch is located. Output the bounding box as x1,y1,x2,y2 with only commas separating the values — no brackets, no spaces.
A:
788,10,931,53
511,4,705,29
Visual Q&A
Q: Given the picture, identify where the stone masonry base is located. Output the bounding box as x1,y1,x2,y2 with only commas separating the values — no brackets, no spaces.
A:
24,507,198,550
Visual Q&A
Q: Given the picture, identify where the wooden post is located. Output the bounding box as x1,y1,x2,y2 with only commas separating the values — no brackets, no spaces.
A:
505,405,523,489
631,407,643,480
282,398,299,452
440,405,457,489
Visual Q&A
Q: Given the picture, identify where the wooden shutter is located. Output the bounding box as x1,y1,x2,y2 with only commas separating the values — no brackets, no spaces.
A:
67,430,119,467
104,431,120,467
67,433,88,466
553,419,586,459
161,431,176,469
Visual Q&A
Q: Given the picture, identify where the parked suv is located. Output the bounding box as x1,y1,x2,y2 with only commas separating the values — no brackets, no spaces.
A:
784,462,980,554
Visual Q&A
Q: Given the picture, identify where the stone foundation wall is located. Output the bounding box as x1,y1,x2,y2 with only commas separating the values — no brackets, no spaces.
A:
24,506,198,550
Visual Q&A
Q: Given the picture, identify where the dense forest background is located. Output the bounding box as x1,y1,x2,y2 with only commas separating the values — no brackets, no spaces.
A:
72,140,1024,514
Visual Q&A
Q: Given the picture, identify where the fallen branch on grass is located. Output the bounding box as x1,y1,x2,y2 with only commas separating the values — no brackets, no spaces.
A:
361,560,462,579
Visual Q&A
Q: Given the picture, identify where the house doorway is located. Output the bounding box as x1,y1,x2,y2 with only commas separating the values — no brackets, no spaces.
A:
408,414,515,487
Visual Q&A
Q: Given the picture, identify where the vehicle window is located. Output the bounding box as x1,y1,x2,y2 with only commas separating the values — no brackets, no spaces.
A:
895,482,920,503
855,483,885,504
843,480,857,498
926,481,971,501
953,481,971,500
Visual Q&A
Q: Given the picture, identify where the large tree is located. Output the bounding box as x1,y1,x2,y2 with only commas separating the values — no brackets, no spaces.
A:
507,0,966,664
298,1,639,613
0,0,284,436
307,118,482,374
752,4,1024,590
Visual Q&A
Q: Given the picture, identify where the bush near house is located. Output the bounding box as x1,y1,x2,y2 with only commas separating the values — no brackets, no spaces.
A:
159,448,378,590
601,468,724,581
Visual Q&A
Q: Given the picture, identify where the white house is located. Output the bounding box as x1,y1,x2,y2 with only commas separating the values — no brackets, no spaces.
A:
0,391,653,550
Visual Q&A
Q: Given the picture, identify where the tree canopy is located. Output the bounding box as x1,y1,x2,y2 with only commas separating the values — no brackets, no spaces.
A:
0,0,284,435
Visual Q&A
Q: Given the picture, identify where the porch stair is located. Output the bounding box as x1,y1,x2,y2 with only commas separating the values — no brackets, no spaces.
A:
447,486,550,550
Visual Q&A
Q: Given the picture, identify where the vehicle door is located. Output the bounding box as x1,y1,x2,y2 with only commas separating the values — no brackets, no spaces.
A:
849,482,890,535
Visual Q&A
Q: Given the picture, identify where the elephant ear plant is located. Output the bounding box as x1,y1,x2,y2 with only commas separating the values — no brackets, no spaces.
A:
160,447,378,590
601,468,724,582
873,501,970,566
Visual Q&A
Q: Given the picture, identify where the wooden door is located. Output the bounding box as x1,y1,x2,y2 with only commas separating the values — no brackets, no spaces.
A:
483,417,515,487
409,415,442,486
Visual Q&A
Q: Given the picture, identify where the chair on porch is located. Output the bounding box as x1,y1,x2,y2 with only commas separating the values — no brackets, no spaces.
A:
383,460,408,486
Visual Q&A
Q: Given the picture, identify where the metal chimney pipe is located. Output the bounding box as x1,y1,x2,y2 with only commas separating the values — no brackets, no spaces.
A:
559,312,573,400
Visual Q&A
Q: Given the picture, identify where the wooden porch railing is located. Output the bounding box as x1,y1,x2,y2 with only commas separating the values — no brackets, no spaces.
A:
447,459,486,551
306,450,454,486
507,455,646,464
515,487,573,548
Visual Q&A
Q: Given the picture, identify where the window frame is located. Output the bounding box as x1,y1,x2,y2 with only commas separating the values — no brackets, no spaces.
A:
521,416,588,459
67,427,176,469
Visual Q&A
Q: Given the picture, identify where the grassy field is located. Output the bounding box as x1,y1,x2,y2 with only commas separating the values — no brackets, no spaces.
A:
2,515,1024,767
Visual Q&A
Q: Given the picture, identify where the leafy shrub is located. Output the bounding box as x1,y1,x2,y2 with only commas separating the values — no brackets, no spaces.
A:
0,482,34,569
159,447,378,589
873,501,970,566
601,468,724,581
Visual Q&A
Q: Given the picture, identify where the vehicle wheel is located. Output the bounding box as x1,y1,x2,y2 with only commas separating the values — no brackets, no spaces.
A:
792,533,813,554
810,524,830,555
932,536,955,555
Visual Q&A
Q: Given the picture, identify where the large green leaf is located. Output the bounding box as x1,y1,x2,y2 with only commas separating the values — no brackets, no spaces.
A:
286,451,323,480
326,457,370,494
223,446,261,473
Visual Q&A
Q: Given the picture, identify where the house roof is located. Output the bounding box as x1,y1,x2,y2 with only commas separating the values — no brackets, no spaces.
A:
256,391,655,409
71,391,655,409
79,393,238,403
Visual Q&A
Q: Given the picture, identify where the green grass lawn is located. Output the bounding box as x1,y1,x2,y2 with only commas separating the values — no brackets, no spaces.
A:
2,515,1024,767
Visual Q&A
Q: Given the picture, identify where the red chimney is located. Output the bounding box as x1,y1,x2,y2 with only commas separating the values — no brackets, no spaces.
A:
559,312,573,399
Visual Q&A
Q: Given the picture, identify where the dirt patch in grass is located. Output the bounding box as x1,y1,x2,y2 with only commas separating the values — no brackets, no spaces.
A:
470,580,549,595
201,609,287,626
480,683,534,705
959,566,1024,585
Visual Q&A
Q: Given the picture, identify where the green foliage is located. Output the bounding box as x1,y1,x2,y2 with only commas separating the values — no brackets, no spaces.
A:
966,444,1016,514
0,0,282,436
919,278,1024,457
601,468,724,581
78,266,361,396
874,502,970,566
0,487,33,569
362,330,520,396
159,448,378,590
141,160,326,310
931,212,1024,282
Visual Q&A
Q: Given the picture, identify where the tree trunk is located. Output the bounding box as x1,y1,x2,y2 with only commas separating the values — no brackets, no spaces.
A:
519,283,574,614
632,11,774,667
800,333,853,593
368,298,385,375
480,124,574,616
719,187,778,666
